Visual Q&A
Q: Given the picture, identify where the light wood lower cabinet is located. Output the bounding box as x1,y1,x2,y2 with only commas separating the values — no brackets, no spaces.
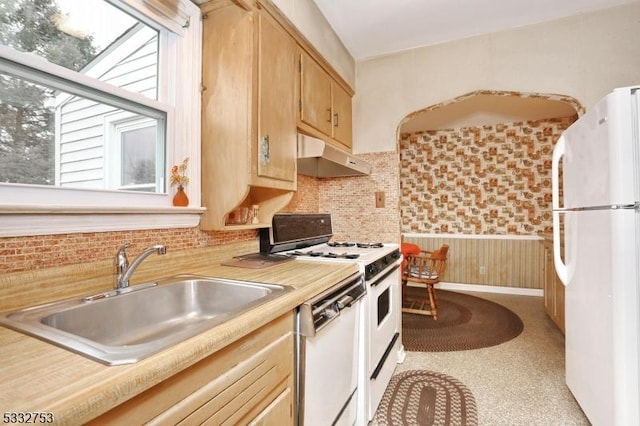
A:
543,239,565,333
89,312,294,425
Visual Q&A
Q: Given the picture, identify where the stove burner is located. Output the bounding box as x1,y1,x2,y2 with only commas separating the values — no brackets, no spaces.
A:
327,241,356,247
326,252,360,259
357,242,384,248
291,250,360,259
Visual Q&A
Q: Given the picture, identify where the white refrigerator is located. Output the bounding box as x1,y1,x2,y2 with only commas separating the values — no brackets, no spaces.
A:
552,86,640,425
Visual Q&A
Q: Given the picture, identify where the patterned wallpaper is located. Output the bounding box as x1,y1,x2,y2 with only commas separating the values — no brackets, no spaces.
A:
399,117,576,235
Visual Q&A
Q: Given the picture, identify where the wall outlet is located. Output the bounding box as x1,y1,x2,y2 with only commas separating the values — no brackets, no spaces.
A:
479,266,487,275
375,191,385,208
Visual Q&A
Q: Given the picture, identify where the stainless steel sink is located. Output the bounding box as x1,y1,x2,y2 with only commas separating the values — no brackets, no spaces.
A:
0,275,292,365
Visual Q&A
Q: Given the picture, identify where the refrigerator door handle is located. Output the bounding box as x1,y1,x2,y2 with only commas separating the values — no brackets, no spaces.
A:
552,136,569,285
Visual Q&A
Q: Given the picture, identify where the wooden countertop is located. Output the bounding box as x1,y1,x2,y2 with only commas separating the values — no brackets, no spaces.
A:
0,241,359,425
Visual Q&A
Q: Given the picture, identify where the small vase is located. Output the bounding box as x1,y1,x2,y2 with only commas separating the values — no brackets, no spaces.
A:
173,185,189,207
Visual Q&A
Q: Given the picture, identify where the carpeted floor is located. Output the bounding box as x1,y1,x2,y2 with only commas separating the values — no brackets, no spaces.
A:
379,291,590,426
402,289,523,352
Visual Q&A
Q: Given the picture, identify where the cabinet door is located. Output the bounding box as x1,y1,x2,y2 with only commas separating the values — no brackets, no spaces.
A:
543,240,565,333
256,11,297,183
543,244,554,316
331,83,352,148
554,273,565,332
299,53,333,137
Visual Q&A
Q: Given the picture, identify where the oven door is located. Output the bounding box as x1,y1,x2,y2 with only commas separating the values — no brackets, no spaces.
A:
367,264,401,374
299,299,361,425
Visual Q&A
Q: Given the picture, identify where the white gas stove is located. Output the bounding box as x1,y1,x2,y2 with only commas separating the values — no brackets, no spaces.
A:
286,241,401,279
260,214,404,425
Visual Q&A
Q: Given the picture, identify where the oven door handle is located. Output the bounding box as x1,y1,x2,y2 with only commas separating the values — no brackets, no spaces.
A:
370,263,400,287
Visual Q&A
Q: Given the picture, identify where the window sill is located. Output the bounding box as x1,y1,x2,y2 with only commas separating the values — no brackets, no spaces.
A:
0,205,205,237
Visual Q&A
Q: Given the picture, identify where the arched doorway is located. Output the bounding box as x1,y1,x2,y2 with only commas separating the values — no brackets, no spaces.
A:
397,90,582,236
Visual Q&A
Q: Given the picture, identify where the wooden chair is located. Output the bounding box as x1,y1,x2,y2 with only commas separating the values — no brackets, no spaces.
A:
401,244,449,320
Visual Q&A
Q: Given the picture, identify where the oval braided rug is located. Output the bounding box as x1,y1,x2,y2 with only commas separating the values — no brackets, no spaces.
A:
373,370,478,426
402,289,524,352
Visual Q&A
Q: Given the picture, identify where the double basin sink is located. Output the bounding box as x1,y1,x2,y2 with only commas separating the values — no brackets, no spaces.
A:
0,275,292,365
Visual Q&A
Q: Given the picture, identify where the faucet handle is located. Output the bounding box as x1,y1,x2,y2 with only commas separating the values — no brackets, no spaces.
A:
115,242,131,271
116,242,131,257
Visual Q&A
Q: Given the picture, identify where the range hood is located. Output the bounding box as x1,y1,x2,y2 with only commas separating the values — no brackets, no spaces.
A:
297,134,372,177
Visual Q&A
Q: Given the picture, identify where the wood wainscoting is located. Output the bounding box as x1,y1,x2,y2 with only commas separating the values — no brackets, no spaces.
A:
403,234,544,291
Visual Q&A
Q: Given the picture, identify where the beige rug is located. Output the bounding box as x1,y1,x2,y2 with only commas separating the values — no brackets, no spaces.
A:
373,369,478,426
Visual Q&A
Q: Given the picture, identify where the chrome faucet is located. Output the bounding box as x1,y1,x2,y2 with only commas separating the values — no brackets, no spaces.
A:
115,242,167,289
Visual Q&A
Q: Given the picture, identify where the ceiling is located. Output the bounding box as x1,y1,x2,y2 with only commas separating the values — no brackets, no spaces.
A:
310,0,634,130
312,0,639,61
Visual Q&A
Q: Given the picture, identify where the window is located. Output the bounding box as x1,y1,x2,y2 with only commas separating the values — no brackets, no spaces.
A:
110,116,162,192
0,0,202,236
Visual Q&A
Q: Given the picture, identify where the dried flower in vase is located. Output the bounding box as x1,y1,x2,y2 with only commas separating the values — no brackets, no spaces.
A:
170,157,190,187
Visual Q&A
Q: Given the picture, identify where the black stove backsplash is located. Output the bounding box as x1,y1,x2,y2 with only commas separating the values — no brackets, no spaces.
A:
260,213,333,254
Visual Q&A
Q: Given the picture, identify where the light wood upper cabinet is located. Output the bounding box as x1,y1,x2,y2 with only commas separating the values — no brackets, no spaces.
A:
299,52,353,151
331,83,353,147
200,0,297,230
299,53,333,137
255,9,297,183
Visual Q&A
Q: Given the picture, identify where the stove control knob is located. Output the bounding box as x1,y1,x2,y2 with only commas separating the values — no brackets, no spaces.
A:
368,264,379,276
335,295,354,310
323,308,338,319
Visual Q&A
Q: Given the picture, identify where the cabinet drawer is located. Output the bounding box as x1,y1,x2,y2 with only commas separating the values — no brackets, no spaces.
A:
248,387,293,425
171,334,292,425
89,312,294,425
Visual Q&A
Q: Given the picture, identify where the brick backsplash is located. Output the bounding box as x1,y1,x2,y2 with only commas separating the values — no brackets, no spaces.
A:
0,228,257,274
283,174,319,213
318,152,401,243
399,117,576,235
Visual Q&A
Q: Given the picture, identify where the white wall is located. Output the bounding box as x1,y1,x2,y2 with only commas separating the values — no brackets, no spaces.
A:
355,3,640,153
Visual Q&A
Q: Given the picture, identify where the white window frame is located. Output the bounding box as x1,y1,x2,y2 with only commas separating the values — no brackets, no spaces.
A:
107,115,162,192
0,0,203,237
